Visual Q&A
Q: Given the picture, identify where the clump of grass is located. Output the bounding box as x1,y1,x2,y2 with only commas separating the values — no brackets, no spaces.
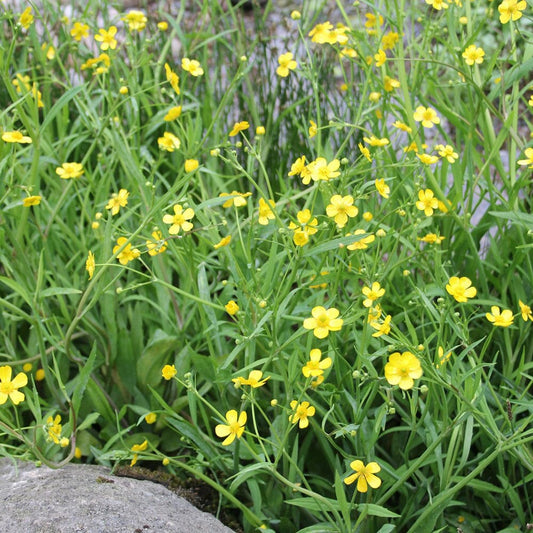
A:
1,1,532,531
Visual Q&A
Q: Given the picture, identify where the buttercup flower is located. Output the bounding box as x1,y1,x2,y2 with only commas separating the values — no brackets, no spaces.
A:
220,191,252,208
426,0,448,9
288,155,313,184
145,413,157,424
215,410,247,445
56,162,84,179
392,120,411,133
302,349,332,378
213,235,231,249
362,282,385,308
462,45,485,66
86,250,95,280
326,195,358,228
182,58,204,76
276,52,297,77
289,209,318,246
382,31,399,50
446,276,477,302
122,10,147,32
232,370,269,388
518,300,533,322
229,121,249,137
309,120,317,138
23,195,41,207
164,106,182,121
375,179,390,199
225,300,239,316
2,131,32,144
486,306,514,327
359,143,372,162
0,366,28,405
344,460,382,492
19,7,34,29
416,189,439,216
162,364,177,380
385,351,423,390
146,231,167,256
364,136,389,147
418,233,445,244
436,346,452,368
498,0,526,24
113,237,140,265
106,188,129,215
94,26,118,51
158,132,181,152
436,144,458,163
417,153,439,165
517,148,533,168
184,159,199,172
164,63,180,95
163,204,194,234
374,49,386,67
258,198,276,225
413,106,440,128
46,415,63,444
303,306,343,339
383,75,400,92
370,314,392,337
130,439,148,466
346,230,375,250
308,21,334,43
307,157,340,182
71,22,89,41
289,401,315,428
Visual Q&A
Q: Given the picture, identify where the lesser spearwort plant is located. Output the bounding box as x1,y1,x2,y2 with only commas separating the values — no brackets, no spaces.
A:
1,0,532,531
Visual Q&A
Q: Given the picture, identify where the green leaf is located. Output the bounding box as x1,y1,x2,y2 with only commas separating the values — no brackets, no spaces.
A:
358,503,401,519
39,287,82,298
71,343,98,415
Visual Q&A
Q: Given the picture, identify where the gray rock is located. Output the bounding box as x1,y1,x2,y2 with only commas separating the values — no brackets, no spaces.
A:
0,459,235,533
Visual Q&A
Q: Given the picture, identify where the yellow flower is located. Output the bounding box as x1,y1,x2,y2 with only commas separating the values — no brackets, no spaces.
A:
416,189,439,216
375,179,390,199
46,415,63,444
359,143,372,162
86,251,95,280
413,106,440,128
498,0,526,24
162,364,177,380
164,106,182,121
122,10,147,32
363,136,389,147
381,31,399,50
308,21,334,44
370,314,392,337
385,351,423,390
362,282,385,308
219,191,252,208
94,26,118,51
308,120,317,138
2,131,32,144
182,57,204,76
383,76,400,92
214,235,231,249
288,155,313,184
344,460,382,492
71,21,89,41
517,147,533,168
291,10,301,20
146,230,167,256
417,153,439,165
446,276,477,302
145,412,157,424
130,439,148,466
229,121,249,137
232,370,269,388
106,188,129,215
158,131,181,152
346,230,375,250
462,45,485,66
258,198,276,225
184,159,199,172
303,306,343,339
418,233,445,244
215,410,247,445
276,52,297,77
289,209,318,246
436,346,452,368
19,7,34,29
426,0,449,9
307,157,340,182
392,120,411,133
518,300,533,322
164,63,180,95
289,401,315,429
23,195,41,207
436,144,458,163
0,366,28,405
302,349,332,378
486,306,514,327
56,162,84,179
113,237,140,265
256,126,265,136
374,49,386,67
158,21,168,31
163,204,194,234
326,195,358,228
42,43,56,60
225,300,239,316
365,13,384,31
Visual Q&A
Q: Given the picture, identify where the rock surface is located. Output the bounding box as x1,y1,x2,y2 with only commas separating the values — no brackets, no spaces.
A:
0,459,234,533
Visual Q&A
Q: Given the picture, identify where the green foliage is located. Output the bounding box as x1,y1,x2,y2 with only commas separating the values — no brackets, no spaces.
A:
1,0,532,532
